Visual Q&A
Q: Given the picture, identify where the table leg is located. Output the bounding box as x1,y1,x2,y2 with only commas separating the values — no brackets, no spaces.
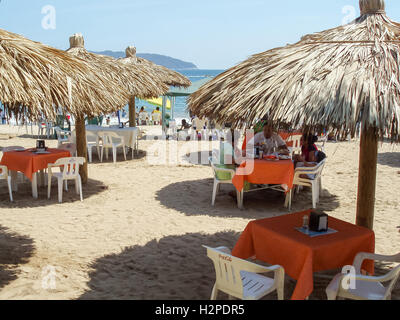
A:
32,172,38,199
38,170,46,187
10,170,18,192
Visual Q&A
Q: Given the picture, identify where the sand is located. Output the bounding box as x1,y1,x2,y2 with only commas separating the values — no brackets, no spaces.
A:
0,124,399,300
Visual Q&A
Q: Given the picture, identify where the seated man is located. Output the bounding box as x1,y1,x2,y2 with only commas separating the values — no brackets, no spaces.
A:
151,107,162,125
178,119,191,132
138,107,149,125
247,122,290,155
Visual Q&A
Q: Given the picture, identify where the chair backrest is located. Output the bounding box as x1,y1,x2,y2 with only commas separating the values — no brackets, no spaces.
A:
139,112,148,121
101,131,124,145
383,265,400,299
193,117,206,129
53,157,85,179
86,131,99,143
203,246,281,298
169,120,177,129
0,165,8,178
314,158,327,178
286,134,302,149
55,127,70,140
152,112,161,122
2,146,25,152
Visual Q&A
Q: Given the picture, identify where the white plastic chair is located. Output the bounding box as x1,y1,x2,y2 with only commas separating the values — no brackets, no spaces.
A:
86,131,101,163
138,112,149,125
0,165,13,201
286,134,302,156
203,246,285,300
100,132,126,163
167,120,178,140
287,158,327,209
2,146,28,185
193,117,207,131
315,135,328,153
37,121,46,138
47,157,85,203
209,156,241,208
152,112,161,125
55,127,72,148
326,252,400,300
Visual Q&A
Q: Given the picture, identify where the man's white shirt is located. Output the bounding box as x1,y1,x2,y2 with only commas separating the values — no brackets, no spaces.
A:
247,132,286,153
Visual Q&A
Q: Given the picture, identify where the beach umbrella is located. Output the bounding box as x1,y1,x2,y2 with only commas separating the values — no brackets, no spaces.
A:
66,33,169,181
0,28,131,184
118,46,191,128
0,29,129,120
188,0,400,230
146,97,172,110
67,34,169,100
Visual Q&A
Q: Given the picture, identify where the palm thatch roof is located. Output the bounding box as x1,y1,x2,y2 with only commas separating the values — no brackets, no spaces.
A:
188,0,400,140
0,29,130,120
66,34,169,99
118,46,191,88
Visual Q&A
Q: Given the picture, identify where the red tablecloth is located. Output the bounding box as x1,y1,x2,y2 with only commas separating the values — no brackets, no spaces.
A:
232,159,295,192
0,148,71,180
232,210,375,300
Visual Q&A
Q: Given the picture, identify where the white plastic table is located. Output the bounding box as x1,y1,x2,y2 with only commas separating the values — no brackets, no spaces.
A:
86,125,140,150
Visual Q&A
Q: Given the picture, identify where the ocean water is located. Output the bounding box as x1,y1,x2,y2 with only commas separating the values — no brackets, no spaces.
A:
123,69,225,125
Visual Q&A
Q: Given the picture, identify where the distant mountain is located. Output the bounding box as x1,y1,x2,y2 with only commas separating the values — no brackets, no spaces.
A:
91,50,198,70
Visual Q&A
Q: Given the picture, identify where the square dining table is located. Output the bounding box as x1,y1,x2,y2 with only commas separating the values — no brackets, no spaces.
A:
232,210,375,300
0,148,71,198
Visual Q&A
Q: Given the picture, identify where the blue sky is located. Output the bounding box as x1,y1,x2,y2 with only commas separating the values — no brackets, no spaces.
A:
1,0,399,69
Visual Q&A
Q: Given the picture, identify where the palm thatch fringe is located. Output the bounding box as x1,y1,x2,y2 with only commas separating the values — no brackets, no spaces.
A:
67,34,169,99
0,29,130,120
118,46,191,88
188,0,400,140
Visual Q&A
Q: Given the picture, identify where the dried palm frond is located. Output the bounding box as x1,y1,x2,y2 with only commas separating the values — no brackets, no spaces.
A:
0,28,130,120
118,46,191,88
67,34,169,99
188,0,399,140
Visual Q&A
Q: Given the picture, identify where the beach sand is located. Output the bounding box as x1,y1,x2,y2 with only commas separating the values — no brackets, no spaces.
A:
0,124,399,300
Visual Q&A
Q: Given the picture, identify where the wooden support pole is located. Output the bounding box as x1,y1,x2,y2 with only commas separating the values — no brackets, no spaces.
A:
356,126,378,230
129,96,136,127
75,114,88,184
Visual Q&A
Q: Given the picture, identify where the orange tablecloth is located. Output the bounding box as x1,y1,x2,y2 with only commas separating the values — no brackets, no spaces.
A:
232,159,295,192
232,210,375,300
0,148,71,180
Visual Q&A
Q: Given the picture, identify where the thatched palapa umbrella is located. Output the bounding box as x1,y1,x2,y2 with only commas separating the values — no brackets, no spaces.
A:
188,0,400,230
0,28,130,183
118,46,191,127
0,28,129,120
66,34,169,180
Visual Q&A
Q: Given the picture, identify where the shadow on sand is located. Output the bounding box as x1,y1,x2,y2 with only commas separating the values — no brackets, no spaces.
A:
378,152,400,168
0,178,108,208
155,178,340,220
79,231,296,300
79,230,399,300
0,225,35,290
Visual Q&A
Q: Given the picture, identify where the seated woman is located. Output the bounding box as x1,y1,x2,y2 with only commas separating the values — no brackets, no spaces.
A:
293,134,319,164
295,146,327,180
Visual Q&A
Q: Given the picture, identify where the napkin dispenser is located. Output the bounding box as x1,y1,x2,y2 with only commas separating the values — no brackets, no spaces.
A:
309,210,329,232
36,140,46,150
